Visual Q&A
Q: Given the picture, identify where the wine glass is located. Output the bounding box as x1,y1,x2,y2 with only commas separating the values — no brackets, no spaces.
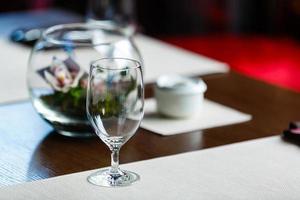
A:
86,58,144,187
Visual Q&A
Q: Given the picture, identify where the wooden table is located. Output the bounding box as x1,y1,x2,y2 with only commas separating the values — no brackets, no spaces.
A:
1,71,299,186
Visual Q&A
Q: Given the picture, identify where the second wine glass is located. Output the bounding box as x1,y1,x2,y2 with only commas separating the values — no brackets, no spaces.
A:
86,58,144,187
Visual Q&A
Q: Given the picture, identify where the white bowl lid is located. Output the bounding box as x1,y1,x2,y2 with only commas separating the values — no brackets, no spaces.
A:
156,75,207,95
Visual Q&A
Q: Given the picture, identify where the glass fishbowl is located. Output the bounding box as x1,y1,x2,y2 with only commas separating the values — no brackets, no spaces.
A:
27,23,142,137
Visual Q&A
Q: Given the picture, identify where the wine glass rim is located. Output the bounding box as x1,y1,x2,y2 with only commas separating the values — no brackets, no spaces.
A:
91,58,142,70
42,23,133,46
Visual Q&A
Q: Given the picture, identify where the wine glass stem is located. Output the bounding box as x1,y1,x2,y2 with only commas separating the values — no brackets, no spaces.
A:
110,149,120,173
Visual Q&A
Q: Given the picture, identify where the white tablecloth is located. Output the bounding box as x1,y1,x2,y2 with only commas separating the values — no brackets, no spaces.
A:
1,136,299,199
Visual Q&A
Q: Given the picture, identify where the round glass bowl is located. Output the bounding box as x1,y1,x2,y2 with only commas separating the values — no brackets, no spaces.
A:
27,23,142,137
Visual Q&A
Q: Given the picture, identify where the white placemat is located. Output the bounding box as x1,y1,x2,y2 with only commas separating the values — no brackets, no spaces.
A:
141,98,251,135
135,35,229,83
0,35,228,104
0,39,30,104
1,136,299,199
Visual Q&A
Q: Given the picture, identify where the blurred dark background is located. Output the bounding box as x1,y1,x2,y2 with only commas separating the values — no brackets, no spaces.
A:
2,0,300,92
1,0,300,38
137,0,300,38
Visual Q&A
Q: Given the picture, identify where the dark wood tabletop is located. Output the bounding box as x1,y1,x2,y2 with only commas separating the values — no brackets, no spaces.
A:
1,71,300,187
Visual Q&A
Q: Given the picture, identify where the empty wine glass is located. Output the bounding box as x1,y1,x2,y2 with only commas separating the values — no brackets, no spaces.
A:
86,58,144,187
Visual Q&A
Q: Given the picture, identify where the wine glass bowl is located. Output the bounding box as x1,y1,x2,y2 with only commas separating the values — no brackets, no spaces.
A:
86,58,144,187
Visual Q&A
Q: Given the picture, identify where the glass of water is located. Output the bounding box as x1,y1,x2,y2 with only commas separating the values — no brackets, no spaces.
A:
86,58,144,187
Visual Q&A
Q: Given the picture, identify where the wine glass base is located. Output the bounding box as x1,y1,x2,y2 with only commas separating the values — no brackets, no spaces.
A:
87,168,140,187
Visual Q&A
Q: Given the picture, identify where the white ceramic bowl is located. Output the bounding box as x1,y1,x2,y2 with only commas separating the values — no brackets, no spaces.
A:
154,75,207,118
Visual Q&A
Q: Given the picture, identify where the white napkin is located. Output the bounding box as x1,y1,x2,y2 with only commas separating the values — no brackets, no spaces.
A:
1,136,299,199
141,98,251,135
